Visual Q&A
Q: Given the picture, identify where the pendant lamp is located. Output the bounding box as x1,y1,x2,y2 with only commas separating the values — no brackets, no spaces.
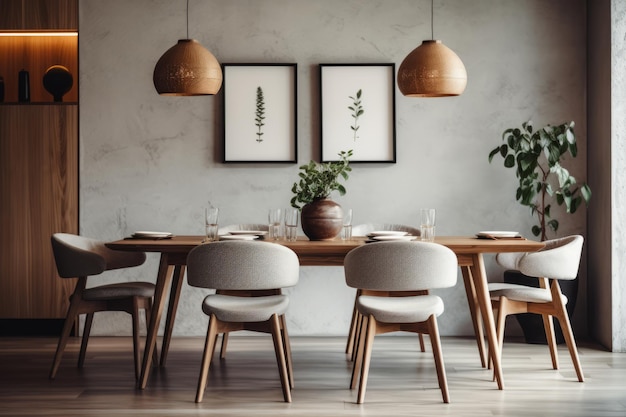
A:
397,0,467,97
153,0,222,96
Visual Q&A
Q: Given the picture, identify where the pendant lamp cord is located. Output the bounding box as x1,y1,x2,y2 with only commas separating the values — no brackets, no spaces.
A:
186,0,190,39
430,0,434,40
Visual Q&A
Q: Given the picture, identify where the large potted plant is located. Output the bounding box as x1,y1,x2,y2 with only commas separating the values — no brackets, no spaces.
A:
291,150,352,240
488,120,591,343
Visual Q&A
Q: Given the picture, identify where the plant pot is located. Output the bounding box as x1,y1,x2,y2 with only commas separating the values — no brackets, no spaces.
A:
503,270,578,344
300,198,343,241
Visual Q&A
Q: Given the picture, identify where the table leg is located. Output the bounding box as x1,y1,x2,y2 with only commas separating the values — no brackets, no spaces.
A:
138,254,174,390
160,264,186,367
470,254,504,390
461,266,487,368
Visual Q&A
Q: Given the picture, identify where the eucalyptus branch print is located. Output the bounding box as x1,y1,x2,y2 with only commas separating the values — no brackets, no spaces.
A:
348,89,364,141
255,86,265,143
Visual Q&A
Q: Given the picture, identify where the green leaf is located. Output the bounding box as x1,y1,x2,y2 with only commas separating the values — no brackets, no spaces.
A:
547,219,559,232
581,184,592,203
488,147,500,162
504,154,515,168
531,225,541,236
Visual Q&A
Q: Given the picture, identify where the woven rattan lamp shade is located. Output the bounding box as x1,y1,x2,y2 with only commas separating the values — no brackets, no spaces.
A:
153,39,222,96
397,40,467,97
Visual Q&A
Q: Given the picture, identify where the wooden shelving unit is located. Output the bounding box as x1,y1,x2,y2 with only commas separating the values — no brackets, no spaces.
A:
0,0,78,324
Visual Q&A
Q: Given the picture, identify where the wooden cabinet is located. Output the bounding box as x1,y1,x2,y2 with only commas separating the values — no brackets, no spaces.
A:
0,105,78,318
0,0,77,30
0,0,78,323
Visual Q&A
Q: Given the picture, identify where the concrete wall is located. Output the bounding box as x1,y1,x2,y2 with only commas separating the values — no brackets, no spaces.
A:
79,0,588,337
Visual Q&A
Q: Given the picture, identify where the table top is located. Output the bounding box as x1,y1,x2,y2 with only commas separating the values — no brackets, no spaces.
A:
106,236,544,266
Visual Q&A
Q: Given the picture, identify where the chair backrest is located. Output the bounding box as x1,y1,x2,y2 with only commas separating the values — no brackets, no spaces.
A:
344,241,457,291
517,235,584,280
218,224,269,234
51,233,146,278
187,241,300,291
352,223,420,237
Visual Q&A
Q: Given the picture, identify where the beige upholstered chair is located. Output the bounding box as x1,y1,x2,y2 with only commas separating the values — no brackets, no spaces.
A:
344,241,458,404
488,234,585,382
49,233,154,380
346,224,422,358
214,224,270,356
186,240,300,403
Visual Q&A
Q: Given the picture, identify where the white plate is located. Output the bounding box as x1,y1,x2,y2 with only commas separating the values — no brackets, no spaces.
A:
132,231,172,238
219,234,259,241
369,231,409,237
477,231,520,238
372,235,417,241
229,230,268,236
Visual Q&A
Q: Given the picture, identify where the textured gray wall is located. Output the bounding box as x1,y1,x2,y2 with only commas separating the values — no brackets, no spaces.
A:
79,0,588,337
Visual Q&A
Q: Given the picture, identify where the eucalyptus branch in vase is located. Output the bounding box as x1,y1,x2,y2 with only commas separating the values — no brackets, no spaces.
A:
349,89,364,141
255,86,265,143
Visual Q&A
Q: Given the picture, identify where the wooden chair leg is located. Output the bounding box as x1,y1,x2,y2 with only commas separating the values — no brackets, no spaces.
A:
542,313,559,370
279,314,294,389
551,282,584,382
356,315,376,404
219,333,229,359
195,315,219,403
418,333,426,352
144,299,159,367
78,312,94,368
131,298,141,381
50,291,84,379
345,290,361,356
270,314,292,403
351,313,363,362
428,315,450,403
350,315,367,390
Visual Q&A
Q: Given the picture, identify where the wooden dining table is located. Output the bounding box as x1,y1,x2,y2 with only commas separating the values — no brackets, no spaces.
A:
106,235,544,391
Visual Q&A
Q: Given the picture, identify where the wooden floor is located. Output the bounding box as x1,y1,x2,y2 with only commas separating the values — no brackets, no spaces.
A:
1,335,625,417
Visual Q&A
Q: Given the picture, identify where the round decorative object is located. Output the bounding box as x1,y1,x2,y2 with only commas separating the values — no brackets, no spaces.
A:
153,39,222,96
300,198,343,241
43,65,73,102
397,40,467,97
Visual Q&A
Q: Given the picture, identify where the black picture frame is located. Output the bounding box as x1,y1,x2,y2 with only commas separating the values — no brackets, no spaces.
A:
222,63,297,163
319,63,396,163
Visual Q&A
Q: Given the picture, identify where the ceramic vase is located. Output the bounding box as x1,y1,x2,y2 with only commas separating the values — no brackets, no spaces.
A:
300,198,343,241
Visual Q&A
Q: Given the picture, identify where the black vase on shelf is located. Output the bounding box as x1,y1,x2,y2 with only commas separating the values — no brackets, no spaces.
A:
0,76,4,102
43,65,73,102
18,69,30,103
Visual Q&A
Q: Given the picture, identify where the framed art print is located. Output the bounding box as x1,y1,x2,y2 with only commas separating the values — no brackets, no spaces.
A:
319,63,396,163
222,63,297,163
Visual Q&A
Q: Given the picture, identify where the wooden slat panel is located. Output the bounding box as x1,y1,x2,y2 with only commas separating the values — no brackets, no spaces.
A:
0,0,23,29
0,104,78,318
0,0,78,30
24,0,78,30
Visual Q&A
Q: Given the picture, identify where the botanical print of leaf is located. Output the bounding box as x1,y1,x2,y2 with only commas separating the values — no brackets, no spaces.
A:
348,89,364,141
255,86,265,143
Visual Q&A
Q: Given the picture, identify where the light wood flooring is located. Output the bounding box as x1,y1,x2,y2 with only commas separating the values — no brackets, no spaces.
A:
0,335,624,417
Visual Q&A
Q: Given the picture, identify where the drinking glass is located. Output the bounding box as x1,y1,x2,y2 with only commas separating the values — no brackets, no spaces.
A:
284,208,299,242
341,208,353,240
204,206,219,242
268,208,283,240
420,208,436,242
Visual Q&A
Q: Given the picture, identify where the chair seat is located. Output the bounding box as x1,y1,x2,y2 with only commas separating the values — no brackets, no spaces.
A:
489,282,568,304
82,282,155,301
357,294,444,323
202,294,289,322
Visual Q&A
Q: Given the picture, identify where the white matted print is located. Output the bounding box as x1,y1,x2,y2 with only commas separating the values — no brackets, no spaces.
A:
320,64,396,163
223,64,297,163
